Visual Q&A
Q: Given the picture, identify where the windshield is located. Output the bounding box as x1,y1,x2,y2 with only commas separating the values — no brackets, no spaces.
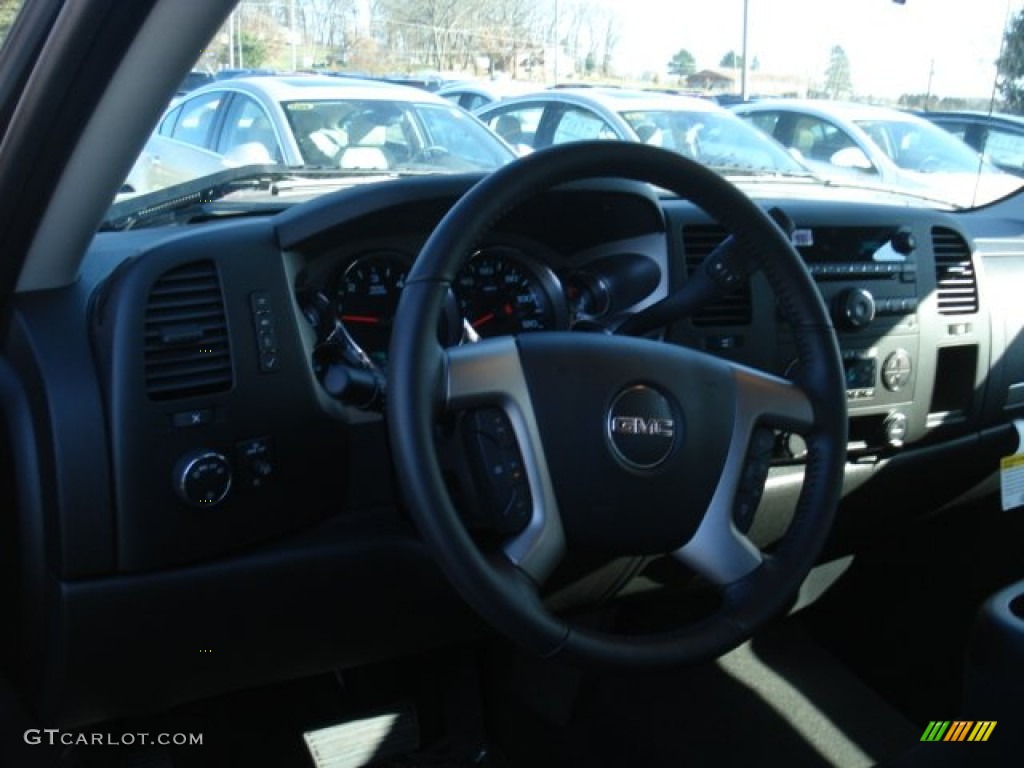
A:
282,99,513,171
620,109,808,175
103,0,1024,217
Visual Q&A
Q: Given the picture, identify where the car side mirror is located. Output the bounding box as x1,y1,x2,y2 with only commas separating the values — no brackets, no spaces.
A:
830,147,873,171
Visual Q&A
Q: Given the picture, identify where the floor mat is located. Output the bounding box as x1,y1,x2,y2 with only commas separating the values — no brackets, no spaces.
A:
494,617,922,768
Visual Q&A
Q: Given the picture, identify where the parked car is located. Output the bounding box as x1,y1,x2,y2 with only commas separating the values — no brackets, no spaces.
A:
474,87,813,176
212,67,277,80
4,2,1024,768
919,109,1024,177
437,78,541,112
122,75,518,195
733,98,1022,207
175,69,214,98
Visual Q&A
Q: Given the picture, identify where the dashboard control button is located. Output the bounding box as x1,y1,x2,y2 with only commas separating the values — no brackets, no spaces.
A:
882,349,913,391
883,412,909,448
174,450,232,507
835,288,876,329
171,408,214,428
236,437,274,489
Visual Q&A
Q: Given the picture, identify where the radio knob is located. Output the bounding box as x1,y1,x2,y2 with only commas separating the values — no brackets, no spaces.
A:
174,450,232,507
835,288,876,329
891,228,917,255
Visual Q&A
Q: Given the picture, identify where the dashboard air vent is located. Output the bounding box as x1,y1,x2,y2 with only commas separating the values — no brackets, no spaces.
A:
144,260,233,400
931,227,978,315
683,225,752,326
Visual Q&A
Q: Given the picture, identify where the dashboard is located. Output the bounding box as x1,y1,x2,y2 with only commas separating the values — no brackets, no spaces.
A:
8,171,1024,725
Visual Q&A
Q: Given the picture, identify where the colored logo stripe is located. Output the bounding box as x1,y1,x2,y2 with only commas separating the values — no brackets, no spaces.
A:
944,721,972,741
921,722,949,742
968,722,997,742
920,720,996,742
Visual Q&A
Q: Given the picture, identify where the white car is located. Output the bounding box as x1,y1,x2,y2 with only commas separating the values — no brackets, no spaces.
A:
733,98,1022,207
122,75,517,196
475,87,814,177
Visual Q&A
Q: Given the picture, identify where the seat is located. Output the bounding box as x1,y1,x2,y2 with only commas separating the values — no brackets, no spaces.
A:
339,124,391,170
494,114,524,145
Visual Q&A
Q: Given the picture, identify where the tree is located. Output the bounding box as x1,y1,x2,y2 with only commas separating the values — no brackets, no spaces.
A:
824,45,853,99
720,50,743,69
0,0,21,46
668,49,696,84
239,32,270,68
997,10,1024,113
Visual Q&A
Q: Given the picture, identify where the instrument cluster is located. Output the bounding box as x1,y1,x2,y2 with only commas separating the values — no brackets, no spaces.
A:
312,235,663,369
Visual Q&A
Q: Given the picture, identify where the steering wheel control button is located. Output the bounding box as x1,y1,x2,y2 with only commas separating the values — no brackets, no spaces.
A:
462,409,531,535
174,450,232,507
250,291,281,373
733,427,775,533
606,385,678,470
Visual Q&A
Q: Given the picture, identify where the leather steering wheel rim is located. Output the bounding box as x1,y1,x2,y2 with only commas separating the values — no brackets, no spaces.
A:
387,140,847,667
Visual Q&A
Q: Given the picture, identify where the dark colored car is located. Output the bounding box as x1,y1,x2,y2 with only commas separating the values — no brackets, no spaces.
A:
919,109,1024,177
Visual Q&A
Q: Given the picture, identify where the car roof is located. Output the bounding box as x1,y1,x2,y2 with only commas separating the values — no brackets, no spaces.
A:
438,79,540,98
920,109,1024,126
735,98,924,123
478,87,726,114
186,75,448,104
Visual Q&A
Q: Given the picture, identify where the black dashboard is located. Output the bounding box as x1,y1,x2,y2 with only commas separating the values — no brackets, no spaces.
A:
6,172,1024,725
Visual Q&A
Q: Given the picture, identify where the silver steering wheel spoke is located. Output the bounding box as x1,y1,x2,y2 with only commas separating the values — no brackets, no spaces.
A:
674,365,814,585
444,337,565,584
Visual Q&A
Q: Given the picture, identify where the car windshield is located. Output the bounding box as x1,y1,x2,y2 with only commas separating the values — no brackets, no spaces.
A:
60,0,1024,218
281,99,513,171
620,108,808,175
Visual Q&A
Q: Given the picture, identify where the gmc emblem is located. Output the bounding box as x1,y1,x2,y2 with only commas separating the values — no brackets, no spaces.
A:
610,416,675,438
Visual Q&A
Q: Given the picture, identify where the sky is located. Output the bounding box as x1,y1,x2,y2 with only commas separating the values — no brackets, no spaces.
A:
610,0,1024,98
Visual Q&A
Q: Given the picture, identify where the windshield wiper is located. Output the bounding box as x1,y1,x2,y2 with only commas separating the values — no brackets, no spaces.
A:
100,164,404,231
713,166,819,180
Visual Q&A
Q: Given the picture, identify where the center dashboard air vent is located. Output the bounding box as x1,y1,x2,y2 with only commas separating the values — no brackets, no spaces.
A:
931,227,978,315
683,225,752,326
143,260,233,400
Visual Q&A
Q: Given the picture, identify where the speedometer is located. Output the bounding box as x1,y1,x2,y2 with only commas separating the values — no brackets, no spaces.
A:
335,251,408,368
454,246,567,338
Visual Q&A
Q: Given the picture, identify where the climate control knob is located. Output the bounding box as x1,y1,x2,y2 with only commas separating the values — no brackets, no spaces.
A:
835,288,876,330
174,450,232,507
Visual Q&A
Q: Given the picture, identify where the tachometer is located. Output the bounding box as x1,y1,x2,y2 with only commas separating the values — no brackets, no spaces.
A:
454,246,567,338
335,251,409,368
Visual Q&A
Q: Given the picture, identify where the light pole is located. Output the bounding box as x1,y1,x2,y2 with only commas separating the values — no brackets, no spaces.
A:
290,0,297,71
740,0,749,100
553,0,560,83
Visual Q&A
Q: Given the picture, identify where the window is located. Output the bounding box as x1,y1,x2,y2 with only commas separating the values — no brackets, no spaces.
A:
482,106,544,149
216,95,282,164
551,107,617,144
982,127,1024,174
170,92,222,149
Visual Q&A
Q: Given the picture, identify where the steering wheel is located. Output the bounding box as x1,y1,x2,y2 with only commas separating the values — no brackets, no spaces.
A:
387,140,847,667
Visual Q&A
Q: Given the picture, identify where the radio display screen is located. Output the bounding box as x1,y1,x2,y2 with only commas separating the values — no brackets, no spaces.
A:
793,227,900,263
